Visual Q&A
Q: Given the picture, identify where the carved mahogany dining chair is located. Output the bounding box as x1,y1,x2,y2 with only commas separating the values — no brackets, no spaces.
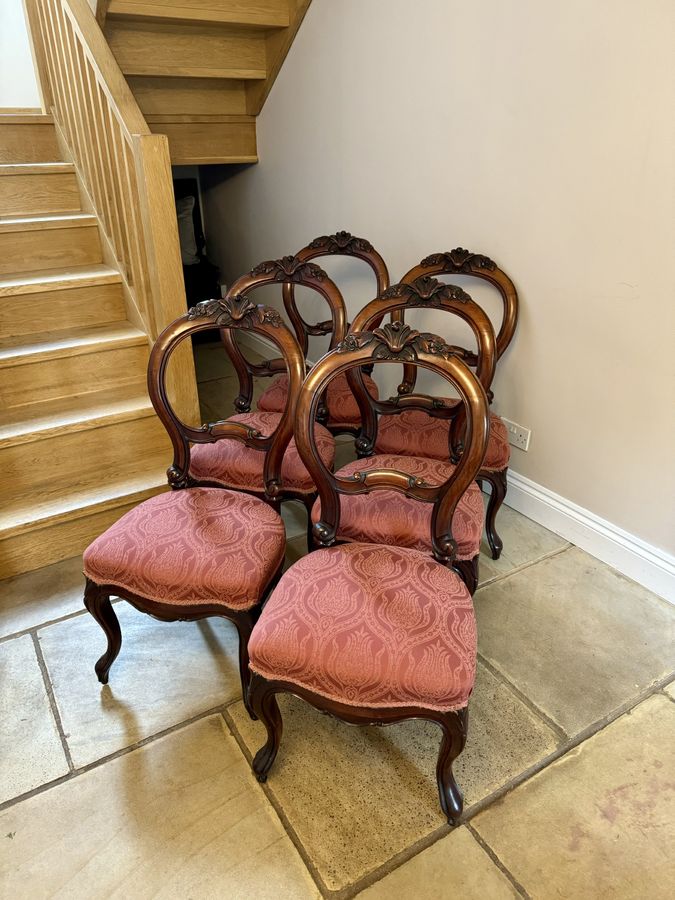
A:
189,258,344,522
82,298,306,715
311,278,496,594
253,231,390,435
374,249,519,559
246,323,490,823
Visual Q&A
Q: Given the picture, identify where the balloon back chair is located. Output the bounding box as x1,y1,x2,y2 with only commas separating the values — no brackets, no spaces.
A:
193,259,343,521
311,277,496,594
376,249,518,559
253,231,390,435
246,324,490,823
82,295,307,716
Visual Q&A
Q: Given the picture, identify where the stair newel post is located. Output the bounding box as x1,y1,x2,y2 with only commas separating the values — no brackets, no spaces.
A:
132,132,200,427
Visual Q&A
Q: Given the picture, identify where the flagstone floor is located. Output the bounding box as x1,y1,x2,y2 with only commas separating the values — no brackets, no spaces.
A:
1,347,673,899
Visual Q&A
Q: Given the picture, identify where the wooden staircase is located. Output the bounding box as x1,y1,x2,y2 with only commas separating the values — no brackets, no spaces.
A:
0,114,170,577
1,0,311,578
98,0,311,163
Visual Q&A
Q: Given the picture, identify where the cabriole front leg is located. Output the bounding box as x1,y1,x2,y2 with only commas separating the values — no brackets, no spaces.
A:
83,579,122,684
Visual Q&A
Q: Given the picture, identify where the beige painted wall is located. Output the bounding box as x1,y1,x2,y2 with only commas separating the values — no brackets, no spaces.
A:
0,0,41,108
201,0,675,553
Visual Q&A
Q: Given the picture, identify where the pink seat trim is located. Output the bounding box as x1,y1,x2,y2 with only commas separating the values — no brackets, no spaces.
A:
83,488,286,610
249,543,476,711
257,372,379,428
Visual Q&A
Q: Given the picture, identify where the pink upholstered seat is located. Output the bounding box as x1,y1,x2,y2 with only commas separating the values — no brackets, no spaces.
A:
374,405,510,471
257,372,379,429
248,542,477,711
189,411,335,494
311,454,484,560
83,488,286,610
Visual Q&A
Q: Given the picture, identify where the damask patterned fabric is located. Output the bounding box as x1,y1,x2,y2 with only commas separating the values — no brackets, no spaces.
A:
249,543,477,711
189,411,335,494
83,488,286,609
257,372,379,429
374,406,510,471
311,454,484,560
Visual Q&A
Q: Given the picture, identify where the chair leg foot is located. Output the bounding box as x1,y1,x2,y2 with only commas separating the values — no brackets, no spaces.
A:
482,468,507,560
83,579,121,684
249,673,283,780
436,707,468,825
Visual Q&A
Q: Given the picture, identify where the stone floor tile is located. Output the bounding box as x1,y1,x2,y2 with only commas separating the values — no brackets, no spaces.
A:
473,694,675,900
197,374,240,422
478,500,569,585
0,716,320,900
0,636,69,804
228,663,558,891
38,606,243,768
357,826,519,899
0,556,84,640
475,547,675,736
281,499,309,540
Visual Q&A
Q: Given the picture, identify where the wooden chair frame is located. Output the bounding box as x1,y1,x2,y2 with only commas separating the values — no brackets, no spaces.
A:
396,249,519,558
85,296,298,715
227,232,389,434
248,324,490,823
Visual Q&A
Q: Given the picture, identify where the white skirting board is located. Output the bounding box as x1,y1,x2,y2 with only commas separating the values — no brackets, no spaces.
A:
236,330,675,604
505,471,675,604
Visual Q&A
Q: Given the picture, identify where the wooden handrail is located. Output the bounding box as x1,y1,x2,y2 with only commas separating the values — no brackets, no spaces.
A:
22,0,197,421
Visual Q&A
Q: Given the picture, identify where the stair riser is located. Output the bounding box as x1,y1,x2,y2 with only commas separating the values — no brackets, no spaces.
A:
1,415,171,507
0,282,126,338
0,124,60,164
0,172,80,215
106,0,289,28
0,343,150,409
0,224,102,276
0,485,167,578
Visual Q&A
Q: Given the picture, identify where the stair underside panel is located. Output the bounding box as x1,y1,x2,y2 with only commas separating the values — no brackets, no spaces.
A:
146,116,257,164
106,0,290,28
127,76,248,115
106,20,267,79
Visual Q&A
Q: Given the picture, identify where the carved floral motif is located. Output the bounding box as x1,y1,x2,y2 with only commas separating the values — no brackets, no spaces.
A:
420,248,497,272
337,321,460,365
187,295,282,329
381,277,471,305
249,255,326,282
308,230,374,254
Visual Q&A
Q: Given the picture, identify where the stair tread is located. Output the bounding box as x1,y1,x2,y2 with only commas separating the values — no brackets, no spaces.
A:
0,384,154,445
0,322,147,364
0,163,75,176
0,212,96,232
0,263,122,296
0,114,54,124
0,470,169,534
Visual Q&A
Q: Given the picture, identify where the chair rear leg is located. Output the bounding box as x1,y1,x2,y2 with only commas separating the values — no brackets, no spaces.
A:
482,468,508,559
436,707,469,825
83,578,122,684
249,673,283,782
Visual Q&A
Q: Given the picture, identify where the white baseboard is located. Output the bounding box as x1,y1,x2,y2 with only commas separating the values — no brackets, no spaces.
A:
231,331,675,604
506,471,675,604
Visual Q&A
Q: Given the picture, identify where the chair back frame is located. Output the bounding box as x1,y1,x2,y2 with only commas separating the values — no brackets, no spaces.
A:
398,247,518,394
148,279,305,499
346,277,496,457
221,255,347,413
295,323,490,564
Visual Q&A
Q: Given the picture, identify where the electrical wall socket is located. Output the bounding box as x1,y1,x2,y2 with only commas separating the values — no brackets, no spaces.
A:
502,417,531,451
